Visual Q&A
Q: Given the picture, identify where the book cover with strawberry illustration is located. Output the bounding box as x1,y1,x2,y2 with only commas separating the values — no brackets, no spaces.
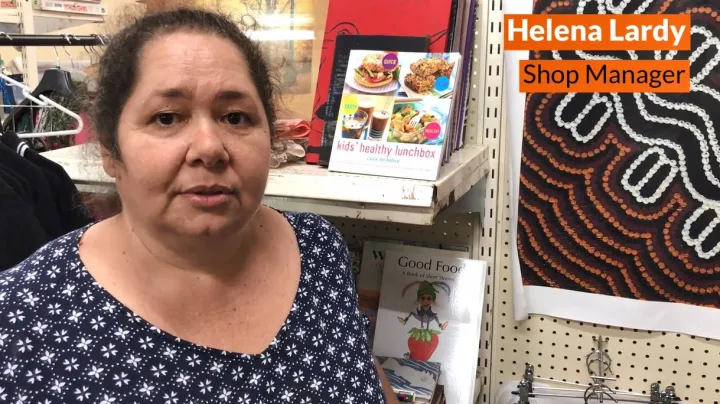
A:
358,240,469,347
372,250,487,404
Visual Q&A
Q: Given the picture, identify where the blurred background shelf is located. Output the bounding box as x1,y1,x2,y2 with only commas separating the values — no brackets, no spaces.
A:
42,144,490,225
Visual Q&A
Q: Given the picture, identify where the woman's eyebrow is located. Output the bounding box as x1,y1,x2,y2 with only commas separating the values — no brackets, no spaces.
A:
145,88,258,110
151,87,193,100
215,90,252,102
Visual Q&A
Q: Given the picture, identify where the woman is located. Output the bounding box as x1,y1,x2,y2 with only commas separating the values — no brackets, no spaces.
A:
0,9,396,403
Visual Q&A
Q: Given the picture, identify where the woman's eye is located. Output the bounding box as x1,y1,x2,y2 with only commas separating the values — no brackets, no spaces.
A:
223,112,250,126
154,113,176,126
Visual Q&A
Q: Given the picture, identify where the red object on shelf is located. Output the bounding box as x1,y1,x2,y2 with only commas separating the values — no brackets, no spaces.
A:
306,0,453,164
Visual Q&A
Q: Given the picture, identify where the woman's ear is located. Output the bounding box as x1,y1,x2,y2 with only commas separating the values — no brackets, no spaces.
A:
100,146,120,179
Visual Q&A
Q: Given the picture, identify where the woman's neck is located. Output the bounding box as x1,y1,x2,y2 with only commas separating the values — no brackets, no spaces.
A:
78,207,300,350
113,210,262,280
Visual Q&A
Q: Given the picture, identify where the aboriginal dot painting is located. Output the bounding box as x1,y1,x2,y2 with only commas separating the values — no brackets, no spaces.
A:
517,0,720,318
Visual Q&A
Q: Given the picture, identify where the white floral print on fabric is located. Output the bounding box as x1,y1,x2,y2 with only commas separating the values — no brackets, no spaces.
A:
0,212,386,404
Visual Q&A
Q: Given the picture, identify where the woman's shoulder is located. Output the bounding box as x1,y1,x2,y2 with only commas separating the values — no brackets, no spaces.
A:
281,211,351,263
0,227,85,291
282,212,345,246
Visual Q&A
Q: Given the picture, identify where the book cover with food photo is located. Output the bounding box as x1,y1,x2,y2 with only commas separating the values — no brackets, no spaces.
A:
306,0,453,164
328,51,462,181
372,250,487,404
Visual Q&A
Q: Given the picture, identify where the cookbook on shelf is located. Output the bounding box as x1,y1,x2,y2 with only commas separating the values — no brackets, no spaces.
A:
328,50,462,181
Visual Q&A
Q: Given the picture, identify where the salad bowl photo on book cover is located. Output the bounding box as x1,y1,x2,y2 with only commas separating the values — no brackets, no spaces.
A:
388,99,448,146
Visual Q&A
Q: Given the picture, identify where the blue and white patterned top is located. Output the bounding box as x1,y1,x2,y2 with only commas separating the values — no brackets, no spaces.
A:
0,212,386,404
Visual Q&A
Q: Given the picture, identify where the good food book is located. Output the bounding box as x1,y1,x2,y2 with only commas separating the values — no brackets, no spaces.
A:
358,241,470,345
373,250,486,404
328,50,462,181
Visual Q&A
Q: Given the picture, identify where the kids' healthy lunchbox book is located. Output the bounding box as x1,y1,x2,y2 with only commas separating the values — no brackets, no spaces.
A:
328,50,462,181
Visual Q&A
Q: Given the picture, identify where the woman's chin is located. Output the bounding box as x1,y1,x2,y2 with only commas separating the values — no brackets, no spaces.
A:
173,215,247,238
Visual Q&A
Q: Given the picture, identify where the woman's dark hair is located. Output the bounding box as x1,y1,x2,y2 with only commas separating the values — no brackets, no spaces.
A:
92,8,278,159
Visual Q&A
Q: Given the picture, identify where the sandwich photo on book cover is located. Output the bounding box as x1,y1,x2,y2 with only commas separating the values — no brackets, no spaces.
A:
345,51,402,95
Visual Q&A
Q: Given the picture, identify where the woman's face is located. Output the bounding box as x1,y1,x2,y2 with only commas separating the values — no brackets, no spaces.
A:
103,31,271,237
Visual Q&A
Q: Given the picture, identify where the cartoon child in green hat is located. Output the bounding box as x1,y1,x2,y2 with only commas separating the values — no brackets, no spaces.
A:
397,280,450,361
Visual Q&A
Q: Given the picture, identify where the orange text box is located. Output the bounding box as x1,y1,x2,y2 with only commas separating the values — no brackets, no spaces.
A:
519,60,690,93
505,14,691,51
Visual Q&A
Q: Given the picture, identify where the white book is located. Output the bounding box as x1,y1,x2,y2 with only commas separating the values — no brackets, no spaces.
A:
358,241,470,344
373,250,487,404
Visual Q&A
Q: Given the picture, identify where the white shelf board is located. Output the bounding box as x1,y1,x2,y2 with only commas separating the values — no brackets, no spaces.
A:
33,10,104,23
0,9,20,24
42,144,489,225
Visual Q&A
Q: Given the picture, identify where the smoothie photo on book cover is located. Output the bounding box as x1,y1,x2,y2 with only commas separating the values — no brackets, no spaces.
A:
397,280,451,361
336,94,394,141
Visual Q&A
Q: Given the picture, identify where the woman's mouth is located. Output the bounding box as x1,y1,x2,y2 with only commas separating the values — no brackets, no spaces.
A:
182,185,233,208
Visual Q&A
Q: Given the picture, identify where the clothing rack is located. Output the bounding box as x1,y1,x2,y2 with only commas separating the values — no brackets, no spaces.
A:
0,32,102,141
0,33,108,47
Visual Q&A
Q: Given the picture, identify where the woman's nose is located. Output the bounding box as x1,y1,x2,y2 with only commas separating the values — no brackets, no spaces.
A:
185,118,230,168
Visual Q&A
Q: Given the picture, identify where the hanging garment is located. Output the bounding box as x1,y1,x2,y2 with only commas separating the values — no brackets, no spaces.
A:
1,131,91,231
0,78,15,114
0,163,33,205
0,140,63,238
0,177,48,270
74,112,92,145
3,68,78,152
